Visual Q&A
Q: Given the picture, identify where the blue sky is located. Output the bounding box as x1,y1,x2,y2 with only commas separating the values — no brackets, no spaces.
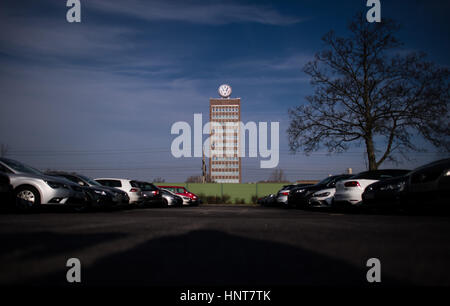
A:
0,0,449,182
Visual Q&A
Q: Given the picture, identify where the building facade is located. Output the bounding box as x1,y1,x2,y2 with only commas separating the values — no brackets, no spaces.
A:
209,85,241,183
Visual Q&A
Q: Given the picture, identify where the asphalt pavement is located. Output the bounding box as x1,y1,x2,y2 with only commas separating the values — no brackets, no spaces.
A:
1,205,450,287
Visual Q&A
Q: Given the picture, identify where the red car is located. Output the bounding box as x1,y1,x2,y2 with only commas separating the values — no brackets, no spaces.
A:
157,186,200,206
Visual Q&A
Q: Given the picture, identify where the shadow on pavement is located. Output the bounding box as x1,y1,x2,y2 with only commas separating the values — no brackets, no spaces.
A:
34,230,402,287
0,232,127,261
288,205,450,217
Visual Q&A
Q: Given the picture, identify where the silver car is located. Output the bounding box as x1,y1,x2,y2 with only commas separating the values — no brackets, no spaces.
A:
276,184,312,207
275,185,296,206
0,158,87,211
160,189,183,207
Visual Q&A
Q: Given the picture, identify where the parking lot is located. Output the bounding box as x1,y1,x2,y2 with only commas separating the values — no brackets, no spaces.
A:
1,205,450,287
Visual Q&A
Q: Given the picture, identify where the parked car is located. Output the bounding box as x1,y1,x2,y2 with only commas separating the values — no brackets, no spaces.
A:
0,171,13,207
306,175,354,207
276,184,313,207
404,158,450,209
135,181,162,207
160,189,183,207
46,171,129,209
289,175,353,208
257,196,265,205
95,178,144,205
0,158,87,211
258,194,277,207
157,185,200,206
361,175,410,210
333,169,410,207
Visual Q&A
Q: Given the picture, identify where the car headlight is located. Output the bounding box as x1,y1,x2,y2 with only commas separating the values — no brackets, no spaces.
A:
45,180,67,189
444,170,450,176
380,181,406,192
94,190,107,196
313,192,330,198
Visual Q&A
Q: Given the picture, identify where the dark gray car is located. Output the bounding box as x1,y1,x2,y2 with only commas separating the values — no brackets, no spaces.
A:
46,171,130,209
0,171,13,206
135,181,162,207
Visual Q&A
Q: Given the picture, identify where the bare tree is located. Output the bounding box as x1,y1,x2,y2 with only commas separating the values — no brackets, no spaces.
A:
267,168,288,183
288,14,450,170
186,174,211,183
0,144,9,158
186,175,202,183
152,177,165,183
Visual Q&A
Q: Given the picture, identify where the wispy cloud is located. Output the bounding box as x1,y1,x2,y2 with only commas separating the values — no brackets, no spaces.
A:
89,0,303,25
0,0,311,181
0,12,182,79
0,15,128,59
226,54,313,72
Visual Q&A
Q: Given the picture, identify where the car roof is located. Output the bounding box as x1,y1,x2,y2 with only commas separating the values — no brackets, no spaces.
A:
351,169,410,175
158,185,185,188
95,178,131,181
355,169,410,173
46,171,80,176
411,158,450,172
347,169,411,180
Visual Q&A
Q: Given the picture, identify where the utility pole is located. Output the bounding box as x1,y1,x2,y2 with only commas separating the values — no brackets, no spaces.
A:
202,149,207,184
0,144,9,158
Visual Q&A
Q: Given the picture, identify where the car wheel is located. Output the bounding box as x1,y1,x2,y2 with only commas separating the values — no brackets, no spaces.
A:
137,201,147,209
15,186,41,212
162,198,169,207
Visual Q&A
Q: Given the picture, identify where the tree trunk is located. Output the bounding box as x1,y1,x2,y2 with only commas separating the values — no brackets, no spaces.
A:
365,136,377,170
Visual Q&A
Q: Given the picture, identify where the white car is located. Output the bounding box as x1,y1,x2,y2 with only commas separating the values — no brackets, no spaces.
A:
95,178,144,205
334,169,410,206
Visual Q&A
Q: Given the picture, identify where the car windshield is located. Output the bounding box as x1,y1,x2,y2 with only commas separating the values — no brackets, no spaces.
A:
162,189,174,195
351,170,410,180
0,158,43,176
138,182,158,191
282,185,296,190
316,176,334,186
78,174,102,186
